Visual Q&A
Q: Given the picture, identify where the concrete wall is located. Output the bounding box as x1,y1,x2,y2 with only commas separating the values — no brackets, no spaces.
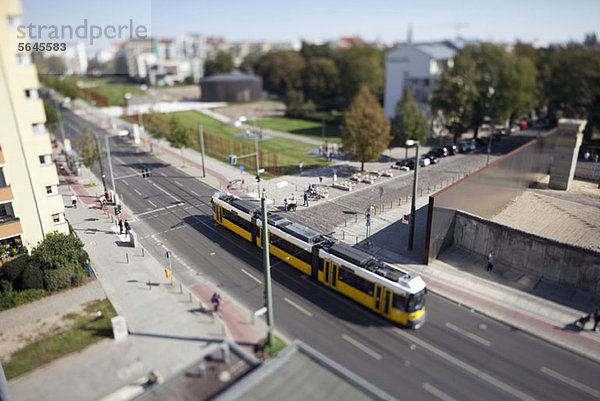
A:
454,211,600,295
575,161,600,181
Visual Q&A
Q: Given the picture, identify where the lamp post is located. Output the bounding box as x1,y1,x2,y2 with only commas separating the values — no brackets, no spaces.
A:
105,130,129,212
235,116,261,192
405,139,420,251
260,180,288,347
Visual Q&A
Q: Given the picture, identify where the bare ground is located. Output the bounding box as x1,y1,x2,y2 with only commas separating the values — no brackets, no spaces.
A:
214,101,286,121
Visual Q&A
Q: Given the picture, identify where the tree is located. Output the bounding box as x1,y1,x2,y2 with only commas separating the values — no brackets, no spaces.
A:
240,52,261,74
203,51,234,76
391,89,429,148
338,47,385,104
302,57,340,105
43,100,59,133
341,85,391,171
33,233,88,286
77,126,100,183
168,116,194,167
256,50,306,96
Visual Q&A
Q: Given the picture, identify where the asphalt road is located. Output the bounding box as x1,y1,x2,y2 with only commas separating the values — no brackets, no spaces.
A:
57,106,600,400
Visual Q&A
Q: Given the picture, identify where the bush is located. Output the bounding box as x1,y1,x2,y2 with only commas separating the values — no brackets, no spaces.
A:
0,289,48,311
0,279,12,293
3,254,30,288
21,262,44,290
43,269,72,292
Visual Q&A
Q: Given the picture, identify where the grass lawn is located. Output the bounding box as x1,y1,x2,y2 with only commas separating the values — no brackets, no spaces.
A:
169,111,331,176
3,298,117,380
257,117,342,144
264,336,286,358
63,76,144,106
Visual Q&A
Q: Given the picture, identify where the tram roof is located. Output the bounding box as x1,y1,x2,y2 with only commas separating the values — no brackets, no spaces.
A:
328,242,374,267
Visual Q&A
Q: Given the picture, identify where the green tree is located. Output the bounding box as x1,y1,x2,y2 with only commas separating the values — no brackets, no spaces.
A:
338,47,384,104
240,52,261,74
256,50,306,96
168,116,194,167
43,100,59,133
204,51,234,76
77,126,100,183
341,85,391,171
33,233,88,287
391,89,429,147
302,57,340,105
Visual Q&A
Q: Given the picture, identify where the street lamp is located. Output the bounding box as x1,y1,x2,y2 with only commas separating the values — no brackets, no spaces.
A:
234,115,261,192
105,130,129,213
261,180,288,347
405,139,420,251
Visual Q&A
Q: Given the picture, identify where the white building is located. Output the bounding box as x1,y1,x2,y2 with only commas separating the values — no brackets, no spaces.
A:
61,42,88,75
384,43,457,119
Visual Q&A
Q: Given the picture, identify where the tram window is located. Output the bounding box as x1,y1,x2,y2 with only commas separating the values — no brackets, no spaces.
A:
406,292,425,312
338,266,374,295
392,294,408,310
223,210,252,232
269,233,311,264
318,258,324,271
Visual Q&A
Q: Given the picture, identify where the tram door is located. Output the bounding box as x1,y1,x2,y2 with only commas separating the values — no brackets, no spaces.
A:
215,204,223,223
322,260,331,286
321,260,338,289
375,286,392,317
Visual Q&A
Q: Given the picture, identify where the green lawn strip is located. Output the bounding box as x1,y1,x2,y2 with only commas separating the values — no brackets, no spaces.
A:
263,336,286,358
256,117,342,143
3,298,117,380
167,111,329,176
63,76,144,106
0,289,49,312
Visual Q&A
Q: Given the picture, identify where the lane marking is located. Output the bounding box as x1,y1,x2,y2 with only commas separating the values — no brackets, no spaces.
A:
540,367,600,399
191,190,200,197
136,203,182,218
147,200,157,208
445,322,491,347
241,269,262,284
151,182,180,203
422,382,459,401
393,328,537,401
283,297,313,317
122,180,130,186
341,334,382,360
174,180,184,187
133,188,142,196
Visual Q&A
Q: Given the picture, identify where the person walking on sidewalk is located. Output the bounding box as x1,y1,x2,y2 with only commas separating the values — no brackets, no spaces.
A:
71,194,78,208
486,250,495,271
593,306,600,332
303,192,309,207
118,218,124,234
211,292,222,312
124,219,131,235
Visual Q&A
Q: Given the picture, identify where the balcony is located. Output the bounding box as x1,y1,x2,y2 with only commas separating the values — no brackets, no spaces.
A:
0,217,22,240
0,186,14,203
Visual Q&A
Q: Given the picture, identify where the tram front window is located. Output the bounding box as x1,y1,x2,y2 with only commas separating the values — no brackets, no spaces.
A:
406,291,425,312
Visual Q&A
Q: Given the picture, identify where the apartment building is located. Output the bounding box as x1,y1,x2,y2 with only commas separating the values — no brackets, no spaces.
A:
0,0,68,252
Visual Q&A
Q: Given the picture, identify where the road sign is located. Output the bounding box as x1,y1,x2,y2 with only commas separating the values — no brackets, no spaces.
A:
402,214,410,224
166,251,172,259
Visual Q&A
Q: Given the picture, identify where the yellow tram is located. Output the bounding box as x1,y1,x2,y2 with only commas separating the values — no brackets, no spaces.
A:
212,192,427,328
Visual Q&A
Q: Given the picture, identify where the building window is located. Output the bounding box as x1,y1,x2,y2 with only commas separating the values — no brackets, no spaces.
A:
39,154,52,166
52,212,65,224
25,89,39,100
45,185,58,195
16,54,32,66
32,123,46,134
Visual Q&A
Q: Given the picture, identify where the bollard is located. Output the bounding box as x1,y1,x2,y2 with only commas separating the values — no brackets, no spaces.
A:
148,280,151,290
390,200,393,208
355,214,357,223
398,199,401,206
345,218,347,227
126,253,129,264
189,293,192,303
141,248,145,257
180,283,183,294
343,231,345,240
356,236,358,244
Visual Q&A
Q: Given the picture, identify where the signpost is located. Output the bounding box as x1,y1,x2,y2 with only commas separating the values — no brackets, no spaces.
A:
166,251,173,285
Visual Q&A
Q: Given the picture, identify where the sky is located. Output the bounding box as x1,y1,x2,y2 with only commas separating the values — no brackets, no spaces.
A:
20,0,600,51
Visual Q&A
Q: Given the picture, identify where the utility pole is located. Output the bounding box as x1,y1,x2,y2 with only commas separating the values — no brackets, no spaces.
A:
261,189,274,347
198,121,206,178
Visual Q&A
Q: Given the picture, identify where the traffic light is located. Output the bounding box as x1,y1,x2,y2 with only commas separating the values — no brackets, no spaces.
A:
256,175,261,182
228,154,237,165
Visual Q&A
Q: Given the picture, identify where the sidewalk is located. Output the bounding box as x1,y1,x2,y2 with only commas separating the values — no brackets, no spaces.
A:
70,101,600,364
8,153,267,401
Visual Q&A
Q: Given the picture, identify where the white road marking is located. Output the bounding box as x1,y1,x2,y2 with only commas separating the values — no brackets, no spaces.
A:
147,200,157,208
283,297,313,317
122,180,130,186
136,203,181,218
133,188,142,196
342,334,382,360
174,180,184,187
422,382,459,401
241,269,262,284
191,190,200,197
540,367,600,398
445,322,491,347
393,328,537,401
151,182,180,203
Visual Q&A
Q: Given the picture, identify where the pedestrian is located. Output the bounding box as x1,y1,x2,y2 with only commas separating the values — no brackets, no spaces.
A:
284,198,288,212
299,161,303,175
71,194,78,208
118,218,124,234
486,250,495,271
303,192,309,207
584,151,590,161
99,194,106,209
124,219,131,234
211,292,222,312
319,176,323,184
593,306,600,332
332,171,337,184
594,153,599,164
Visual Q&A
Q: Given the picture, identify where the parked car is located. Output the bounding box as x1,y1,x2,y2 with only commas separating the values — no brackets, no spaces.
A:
457,142,475,153
447,144,459,155
405,156,431,169
423,154,439,164
391,159,410,171
429,147,449,157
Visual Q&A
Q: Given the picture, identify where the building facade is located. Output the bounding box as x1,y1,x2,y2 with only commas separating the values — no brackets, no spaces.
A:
0,0,69,252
